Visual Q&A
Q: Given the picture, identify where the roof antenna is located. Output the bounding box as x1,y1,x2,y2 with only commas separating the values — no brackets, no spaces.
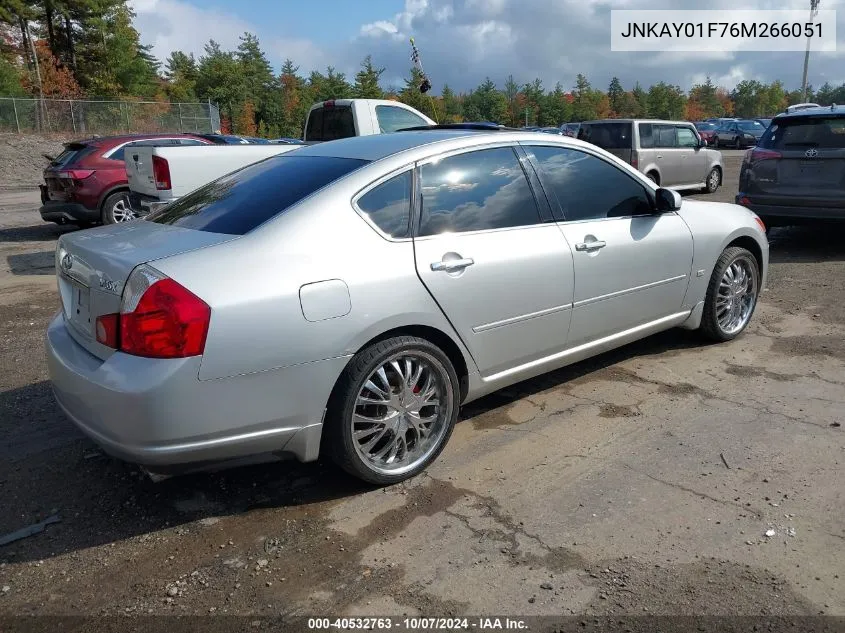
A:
409,37,439,123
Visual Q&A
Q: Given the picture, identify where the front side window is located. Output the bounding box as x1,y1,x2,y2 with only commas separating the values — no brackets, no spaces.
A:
375,106,428,133
418,147,541,237
527,145,653,222
357,171,412,239
676,126,698,148
146,155,369,235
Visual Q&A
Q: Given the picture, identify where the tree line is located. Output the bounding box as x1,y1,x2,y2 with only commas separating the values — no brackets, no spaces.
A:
2,1,845,138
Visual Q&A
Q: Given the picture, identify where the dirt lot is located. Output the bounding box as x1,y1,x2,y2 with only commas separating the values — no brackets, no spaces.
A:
0,151,843,628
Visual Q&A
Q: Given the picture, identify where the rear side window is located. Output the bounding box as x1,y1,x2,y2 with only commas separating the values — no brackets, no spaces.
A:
356,171,412,239
305,106,356,141
146,155,369,235
375,105,428,133
760,116,845,149
577,122,632,149
638,123,654,148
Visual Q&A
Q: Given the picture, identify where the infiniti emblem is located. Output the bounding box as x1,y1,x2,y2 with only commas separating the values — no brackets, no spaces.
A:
60,253,73,271
805,148,818,158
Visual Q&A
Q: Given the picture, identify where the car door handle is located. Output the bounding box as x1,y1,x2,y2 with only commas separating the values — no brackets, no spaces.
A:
574,241,606,252
431,258,474,272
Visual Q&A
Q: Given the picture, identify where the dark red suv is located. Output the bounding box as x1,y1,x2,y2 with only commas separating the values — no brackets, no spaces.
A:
39,133,211,226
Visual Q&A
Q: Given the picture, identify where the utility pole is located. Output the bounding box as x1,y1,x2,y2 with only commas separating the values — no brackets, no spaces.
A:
801,0,821,102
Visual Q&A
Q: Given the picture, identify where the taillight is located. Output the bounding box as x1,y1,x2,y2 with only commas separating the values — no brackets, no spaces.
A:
738,196,751,205
631,150,639,169
95,313,119,348
117,265,210,358
748,148,781,163
152,155,171,190
57,169,94,180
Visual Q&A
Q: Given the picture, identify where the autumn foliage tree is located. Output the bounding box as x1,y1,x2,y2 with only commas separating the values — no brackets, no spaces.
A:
24,41,82,98
235,100,257,135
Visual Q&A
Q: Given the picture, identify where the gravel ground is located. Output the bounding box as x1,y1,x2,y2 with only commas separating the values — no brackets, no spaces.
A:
0,134,72,191
0,150,843,630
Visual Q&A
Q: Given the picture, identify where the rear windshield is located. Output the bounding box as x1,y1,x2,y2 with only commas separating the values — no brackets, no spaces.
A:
305,106,356,141
577,123,632,149
52,143,95,167
759,116,845,149
146,155,369,235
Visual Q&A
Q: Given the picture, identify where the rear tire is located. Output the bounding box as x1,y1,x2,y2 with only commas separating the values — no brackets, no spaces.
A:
323,336,460,485
100,191,135,225
646,171,659,185
700,247,760,343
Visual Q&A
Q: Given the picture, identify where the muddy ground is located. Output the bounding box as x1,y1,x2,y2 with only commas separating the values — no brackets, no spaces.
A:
0,152,843,629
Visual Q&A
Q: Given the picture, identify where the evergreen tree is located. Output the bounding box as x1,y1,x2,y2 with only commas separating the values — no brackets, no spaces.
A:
607,76,624,115
195,39,245,124
353,55,384,99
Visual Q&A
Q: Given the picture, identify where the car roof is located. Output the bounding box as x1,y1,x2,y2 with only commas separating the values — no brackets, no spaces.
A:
292,129,597,162
580,119,694,125
774,104,845,119
70,133,199,146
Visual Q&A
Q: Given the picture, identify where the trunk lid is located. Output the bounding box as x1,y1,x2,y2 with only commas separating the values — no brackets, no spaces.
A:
744,114,845,203
56,221,235,360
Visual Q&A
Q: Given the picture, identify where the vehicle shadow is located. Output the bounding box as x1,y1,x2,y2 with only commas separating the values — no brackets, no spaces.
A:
6,251,55,275
0,223,76,243
0,381,371,565
460,327,705,420
768,223,845,264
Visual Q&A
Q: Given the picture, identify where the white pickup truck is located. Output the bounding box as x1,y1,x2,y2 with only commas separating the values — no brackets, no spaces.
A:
125,99,434,218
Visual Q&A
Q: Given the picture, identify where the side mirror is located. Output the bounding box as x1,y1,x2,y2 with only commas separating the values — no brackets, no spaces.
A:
655,187,682,212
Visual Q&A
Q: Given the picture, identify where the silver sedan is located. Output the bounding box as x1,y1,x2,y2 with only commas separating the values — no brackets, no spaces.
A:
46,129,769,485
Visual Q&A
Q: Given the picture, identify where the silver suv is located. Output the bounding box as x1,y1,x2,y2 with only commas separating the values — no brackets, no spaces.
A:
577,119,724,193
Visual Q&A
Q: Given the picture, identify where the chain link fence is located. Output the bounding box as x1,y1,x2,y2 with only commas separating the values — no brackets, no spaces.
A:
0,98,221,136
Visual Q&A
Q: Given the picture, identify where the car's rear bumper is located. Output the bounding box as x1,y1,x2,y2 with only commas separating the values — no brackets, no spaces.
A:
39,200,99,224
128,191,170,216
736,195,845,223
46,313,346,472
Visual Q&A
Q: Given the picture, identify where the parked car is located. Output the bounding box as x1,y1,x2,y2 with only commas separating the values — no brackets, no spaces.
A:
303,99,435,141
270,138,305,145
39,134,211,226
561,123,580,137
755,118,772,129
577,119,723,192
712,120,766,149
539,127,563,135
195,134,265,145
736,104,845,227
694,121,718,144
47,126,767,484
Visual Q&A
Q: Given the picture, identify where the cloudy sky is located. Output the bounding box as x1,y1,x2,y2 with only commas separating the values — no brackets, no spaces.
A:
130,0,845,93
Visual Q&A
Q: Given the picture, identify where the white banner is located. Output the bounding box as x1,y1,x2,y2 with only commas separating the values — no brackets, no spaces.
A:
610,9,837,52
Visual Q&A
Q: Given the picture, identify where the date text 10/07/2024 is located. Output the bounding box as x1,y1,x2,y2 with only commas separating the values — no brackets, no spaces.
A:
307,617,528,630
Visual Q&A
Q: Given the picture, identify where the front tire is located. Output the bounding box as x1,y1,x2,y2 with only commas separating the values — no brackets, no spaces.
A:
100,191,135,225
704,167,721,193
324,336,460,485
700,247,760,342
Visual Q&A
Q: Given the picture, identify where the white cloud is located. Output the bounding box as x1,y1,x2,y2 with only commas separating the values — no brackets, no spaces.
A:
131,0,844,94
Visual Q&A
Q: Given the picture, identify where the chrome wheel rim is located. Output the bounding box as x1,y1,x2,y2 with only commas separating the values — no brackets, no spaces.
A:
716,256,758,335
708,169,719,190
112,197,136,222
352,351,452,476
